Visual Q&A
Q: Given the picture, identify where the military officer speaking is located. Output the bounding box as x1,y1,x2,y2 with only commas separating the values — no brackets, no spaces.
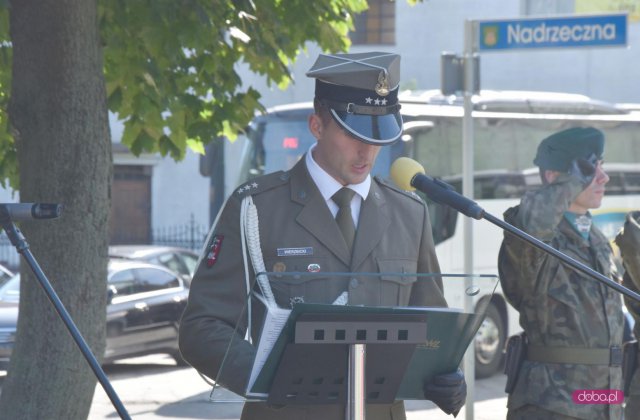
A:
178,52,467,420
499,127,624,419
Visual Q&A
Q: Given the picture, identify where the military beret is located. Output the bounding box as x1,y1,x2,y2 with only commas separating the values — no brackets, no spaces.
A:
306,51,403,146
533,127,605,172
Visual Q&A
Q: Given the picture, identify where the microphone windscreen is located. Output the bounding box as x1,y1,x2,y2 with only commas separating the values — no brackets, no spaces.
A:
390,157,425,191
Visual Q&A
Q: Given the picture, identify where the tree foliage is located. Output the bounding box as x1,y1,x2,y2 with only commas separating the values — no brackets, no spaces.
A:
0,6,14,188
0,1,368,418
0,0,367,188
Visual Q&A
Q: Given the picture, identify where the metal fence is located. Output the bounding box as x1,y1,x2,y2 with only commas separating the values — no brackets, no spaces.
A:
150,216,209,252
0,216,210,272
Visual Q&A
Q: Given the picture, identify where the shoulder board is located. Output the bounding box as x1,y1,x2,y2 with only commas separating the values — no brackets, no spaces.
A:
233,171,290,198
374,175,424,204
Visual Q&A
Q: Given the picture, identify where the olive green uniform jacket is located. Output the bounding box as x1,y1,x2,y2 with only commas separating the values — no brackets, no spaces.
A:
179,158,447,420
616,211,640,416
498,174,623,419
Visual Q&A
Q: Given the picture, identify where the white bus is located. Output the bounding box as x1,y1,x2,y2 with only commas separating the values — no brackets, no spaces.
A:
202,89,640,378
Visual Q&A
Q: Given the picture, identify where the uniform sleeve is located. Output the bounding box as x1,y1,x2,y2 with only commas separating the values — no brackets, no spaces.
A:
498,175,584,309
616,211,640,289
617,211,640,338
410,200,447,308
178,195,256,395
509,174,584,240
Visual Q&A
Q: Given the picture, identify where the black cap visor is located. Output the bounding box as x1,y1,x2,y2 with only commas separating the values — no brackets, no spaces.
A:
330,109,403,145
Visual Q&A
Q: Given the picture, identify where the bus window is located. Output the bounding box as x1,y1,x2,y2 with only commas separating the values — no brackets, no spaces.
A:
247,117,314,177
622,172,640,194
607,172,625,195
427,201,458,246
244,104,406,180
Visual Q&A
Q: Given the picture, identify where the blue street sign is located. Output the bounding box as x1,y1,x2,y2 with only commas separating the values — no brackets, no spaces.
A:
478,14,627,51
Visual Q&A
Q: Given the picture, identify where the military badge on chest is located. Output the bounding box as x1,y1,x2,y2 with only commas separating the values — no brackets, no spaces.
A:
206,235,224,267
575,214,592,235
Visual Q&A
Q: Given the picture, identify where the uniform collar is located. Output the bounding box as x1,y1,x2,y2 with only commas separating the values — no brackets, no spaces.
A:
563,211,592,240
305,143,371,202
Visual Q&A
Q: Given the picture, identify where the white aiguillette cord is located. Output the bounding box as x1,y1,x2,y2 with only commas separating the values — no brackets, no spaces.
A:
241,196,277,309
241,195,348,309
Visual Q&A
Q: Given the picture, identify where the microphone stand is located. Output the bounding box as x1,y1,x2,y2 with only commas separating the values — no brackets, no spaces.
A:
481,212,640,302
0,206,131,420
429,187,640,303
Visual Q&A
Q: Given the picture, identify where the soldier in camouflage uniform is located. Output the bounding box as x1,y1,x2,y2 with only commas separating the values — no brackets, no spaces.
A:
615,211,640,417
498,127,623,419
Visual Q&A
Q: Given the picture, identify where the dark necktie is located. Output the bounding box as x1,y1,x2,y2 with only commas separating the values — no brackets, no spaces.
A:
332,188,356,251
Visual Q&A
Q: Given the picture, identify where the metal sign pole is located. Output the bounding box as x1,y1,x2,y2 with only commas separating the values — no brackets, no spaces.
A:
462,18,477,420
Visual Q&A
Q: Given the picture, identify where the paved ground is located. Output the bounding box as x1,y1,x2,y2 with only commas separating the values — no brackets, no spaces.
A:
84,355,508,419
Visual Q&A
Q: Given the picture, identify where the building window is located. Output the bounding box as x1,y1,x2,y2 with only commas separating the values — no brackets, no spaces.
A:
351,0,395,45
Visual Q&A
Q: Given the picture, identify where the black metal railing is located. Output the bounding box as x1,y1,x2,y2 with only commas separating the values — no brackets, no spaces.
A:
0,215,209,272
150,215,208,251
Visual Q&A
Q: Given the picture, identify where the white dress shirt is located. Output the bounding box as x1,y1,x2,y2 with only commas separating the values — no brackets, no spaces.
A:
305,143,370,228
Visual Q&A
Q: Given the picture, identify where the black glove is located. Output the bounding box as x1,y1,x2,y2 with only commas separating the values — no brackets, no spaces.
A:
568,153,597,186
423,368,467,417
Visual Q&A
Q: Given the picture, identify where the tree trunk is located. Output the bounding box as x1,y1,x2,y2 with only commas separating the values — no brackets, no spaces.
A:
0,0,111,419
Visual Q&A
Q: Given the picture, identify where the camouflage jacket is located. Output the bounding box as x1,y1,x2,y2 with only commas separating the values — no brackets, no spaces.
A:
616,211,640,397
498,174,623,419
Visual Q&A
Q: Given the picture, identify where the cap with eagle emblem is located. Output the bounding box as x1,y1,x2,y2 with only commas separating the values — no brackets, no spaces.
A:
306,51,403,145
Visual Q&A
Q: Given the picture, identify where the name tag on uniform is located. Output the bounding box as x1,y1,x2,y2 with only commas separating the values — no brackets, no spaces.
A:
277,247,313,257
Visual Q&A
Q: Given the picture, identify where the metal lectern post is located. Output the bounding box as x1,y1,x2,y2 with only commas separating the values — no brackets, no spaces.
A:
347,343,366,420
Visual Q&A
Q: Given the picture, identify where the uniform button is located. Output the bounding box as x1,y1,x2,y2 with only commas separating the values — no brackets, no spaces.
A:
349,278,359,289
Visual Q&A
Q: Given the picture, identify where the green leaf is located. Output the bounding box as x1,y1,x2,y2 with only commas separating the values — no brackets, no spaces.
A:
186,138,205,155
107,86,123,110
130,128,157,156
0,0,373,187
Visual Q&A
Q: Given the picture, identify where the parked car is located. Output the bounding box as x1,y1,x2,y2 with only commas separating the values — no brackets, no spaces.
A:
0,259,188,371
109,245,199,287
0,263,14,288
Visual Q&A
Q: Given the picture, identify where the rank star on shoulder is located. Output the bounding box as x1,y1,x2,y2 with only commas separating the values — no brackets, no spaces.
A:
365,97,373,104
374,98,381,105
236,182,259,194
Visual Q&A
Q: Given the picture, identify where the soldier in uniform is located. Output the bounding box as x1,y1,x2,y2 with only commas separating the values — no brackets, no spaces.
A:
178,52,467,420
615,211,640,416
498,127,624,419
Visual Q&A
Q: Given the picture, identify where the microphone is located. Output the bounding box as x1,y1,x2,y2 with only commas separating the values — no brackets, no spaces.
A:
390,157,484,220
0,203,63,221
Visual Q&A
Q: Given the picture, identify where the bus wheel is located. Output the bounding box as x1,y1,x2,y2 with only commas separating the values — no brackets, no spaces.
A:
474,302,505,378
